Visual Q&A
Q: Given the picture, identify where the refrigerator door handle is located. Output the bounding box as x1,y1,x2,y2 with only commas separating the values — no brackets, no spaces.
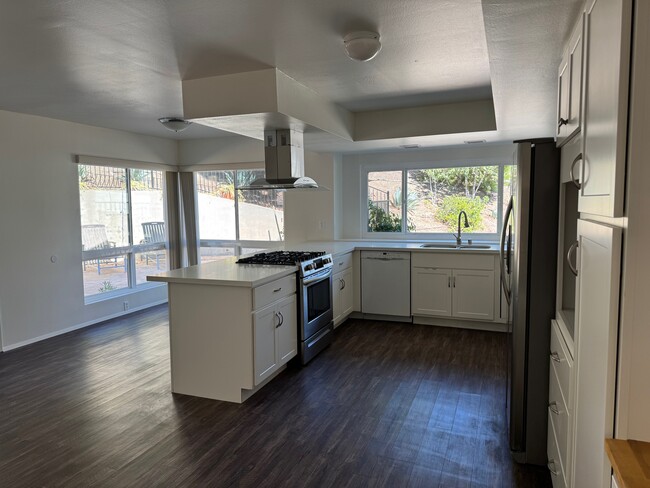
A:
500,196,514,304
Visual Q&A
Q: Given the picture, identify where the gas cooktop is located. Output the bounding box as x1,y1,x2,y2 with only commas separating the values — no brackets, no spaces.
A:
237,251,326,266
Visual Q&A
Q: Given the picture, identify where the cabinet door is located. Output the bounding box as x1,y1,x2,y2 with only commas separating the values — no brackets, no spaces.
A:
557,53,570,145
340,267,354,318
572,220,621,488
276,295,297,365
452,270,495,321
253,305,278,386
580,0,632,217
566,14,584,141
332,271,343,325
411,268,452,317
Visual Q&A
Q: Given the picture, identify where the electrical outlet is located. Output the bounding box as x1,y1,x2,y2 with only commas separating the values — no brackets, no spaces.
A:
123,301,129,311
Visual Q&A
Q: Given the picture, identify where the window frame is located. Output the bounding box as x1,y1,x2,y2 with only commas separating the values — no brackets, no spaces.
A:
361,158,508,242
195,168,284,261
78,164,168,303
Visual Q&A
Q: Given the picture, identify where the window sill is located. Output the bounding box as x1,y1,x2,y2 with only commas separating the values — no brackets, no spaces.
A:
84,282,166,305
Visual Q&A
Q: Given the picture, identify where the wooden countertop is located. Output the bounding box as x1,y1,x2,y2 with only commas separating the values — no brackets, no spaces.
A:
606,439,650,488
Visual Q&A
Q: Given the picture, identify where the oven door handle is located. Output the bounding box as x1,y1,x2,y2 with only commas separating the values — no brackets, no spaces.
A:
302,268,333,285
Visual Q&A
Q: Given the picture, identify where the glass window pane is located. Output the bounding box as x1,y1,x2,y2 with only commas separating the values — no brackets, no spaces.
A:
82,255,129,297
200,246,235,264
237,170,284,241
130,169,166,245
406,166,499,234
197,171,236,240
79,165,129,247
135,251,167,285
367,171,403,232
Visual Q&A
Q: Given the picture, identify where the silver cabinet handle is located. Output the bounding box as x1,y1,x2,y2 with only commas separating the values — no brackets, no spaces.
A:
567,241,579,277
453,276,456,288
569,153,582,189
550,351,561,363
558,118,568,129
278,311,284,326
549,401,560,415
339,278,344,290
341,279,346,290
448,276,451,288
274,312,281,328
548,460,559,476
273,287,282,293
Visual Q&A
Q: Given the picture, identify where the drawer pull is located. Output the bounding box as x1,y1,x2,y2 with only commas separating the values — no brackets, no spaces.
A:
549,401,560,415
550,352,561,363
548,460,559,476
273,287,282,293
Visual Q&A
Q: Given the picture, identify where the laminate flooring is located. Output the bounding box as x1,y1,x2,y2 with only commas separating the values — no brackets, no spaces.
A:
0,305,551,487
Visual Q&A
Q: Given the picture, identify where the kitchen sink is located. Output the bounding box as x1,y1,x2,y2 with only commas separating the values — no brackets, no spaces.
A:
419,243,459,249
420,243,492,249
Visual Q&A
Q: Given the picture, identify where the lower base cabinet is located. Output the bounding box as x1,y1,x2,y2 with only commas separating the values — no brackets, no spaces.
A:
333,265,354,327
253,294,297,386
411,267,494,321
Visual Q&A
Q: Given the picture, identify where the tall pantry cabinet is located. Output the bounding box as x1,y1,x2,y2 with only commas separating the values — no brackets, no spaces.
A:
550,1,650,487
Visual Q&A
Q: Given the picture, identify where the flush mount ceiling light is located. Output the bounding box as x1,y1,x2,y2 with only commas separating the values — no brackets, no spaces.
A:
343,31,382,62
158,117,192,132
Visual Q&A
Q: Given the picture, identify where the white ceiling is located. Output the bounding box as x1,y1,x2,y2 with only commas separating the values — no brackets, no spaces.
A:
0,0,582,152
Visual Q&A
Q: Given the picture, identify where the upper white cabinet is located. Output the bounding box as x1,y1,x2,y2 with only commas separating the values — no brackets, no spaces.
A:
578,0,632,217
557,14,584,146
571,219,622,488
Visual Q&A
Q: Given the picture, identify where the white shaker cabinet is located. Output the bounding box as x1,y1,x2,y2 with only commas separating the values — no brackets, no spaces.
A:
571,220,622,488
579,0,632,217
254,294,297,386
411,267,452,317
557,14,584,146
333,252,354,327
411,253,495,322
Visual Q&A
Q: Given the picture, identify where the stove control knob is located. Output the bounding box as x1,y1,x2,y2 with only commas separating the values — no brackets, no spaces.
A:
305,264,314,271
323,258,331,264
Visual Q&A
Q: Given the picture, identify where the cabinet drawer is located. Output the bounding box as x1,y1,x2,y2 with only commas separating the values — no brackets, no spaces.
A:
253,274,296,310
549,365,570,470
333,252,353,272
548,413,568,488
412,252,494,271
550,320,572,409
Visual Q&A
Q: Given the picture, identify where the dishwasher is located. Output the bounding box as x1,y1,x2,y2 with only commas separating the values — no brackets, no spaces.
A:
361,251,411,317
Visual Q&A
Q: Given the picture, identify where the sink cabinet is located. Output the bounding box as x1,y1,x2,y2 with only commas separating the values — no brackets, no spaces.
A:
411,252,497,323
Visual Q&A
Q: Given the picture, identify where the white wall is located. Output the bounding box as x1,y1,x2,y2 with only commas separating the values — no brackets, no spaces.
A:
339,143,516,239
0,109,177,350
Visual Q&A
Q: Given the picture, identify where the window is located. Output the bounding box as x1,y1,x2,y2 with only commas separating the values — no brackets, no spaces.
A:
196,169,284,262
78,165,167,299
365,163,506,239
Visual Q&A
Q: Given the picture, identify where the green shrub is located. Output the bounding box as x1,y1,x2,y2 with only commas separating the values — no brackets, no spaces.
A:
368,200,402,232
98,280,116,293
436,195,486,232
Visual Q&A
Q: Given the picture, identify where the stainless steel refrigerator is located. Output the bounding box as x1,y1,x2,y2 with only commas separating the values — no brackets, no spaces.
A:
500,139,560,465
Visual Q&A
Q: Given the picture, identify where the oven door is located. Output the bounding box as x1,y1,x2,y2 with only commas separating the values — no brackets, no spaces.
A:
300,269,334,341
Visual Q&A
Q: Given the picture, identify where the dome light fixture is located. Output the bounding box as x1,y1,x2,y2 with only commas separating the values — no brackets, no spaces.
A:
158,117,192,132
343,31,382,62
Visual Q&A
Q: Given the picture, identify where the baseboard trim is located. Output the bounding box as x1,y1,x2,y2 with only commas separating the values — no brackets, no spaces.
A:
1,300,168,352
413,315,507,332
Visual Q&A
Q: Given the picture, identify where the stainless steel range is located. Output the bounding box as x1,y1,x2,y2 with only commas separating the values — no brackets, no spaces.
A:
237,251,334,364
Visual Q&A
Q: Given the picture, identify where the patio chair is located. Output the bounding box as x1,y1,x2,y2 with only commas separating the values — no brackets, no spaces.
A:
141,221,166,270
81,224,125,274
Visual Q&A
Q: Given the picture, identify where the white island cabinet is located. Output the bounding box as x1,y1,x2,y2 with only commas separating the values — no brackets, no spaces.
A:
148,261,298,403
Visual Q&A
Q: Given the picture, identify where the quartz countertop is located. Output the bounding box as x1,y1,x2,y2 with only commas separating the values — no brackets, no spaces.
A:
147,240,500,287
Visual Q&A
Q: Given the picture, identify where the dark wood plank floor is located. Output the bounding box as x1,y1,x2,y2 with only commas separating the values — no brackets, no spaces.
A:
0,306,551,487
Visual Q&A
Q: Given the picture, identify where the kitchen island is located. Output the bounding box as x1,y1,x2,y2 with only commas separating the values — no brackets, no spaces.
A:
149,241,501,403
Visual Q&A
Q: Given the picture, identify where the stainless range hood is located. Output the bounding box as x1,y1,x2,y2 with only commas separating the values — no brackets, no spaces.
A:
239,129,323,190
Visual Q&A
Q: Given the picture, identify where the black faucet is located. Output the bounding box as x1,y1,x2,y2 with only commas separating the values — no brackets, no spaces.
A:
454,211,470,246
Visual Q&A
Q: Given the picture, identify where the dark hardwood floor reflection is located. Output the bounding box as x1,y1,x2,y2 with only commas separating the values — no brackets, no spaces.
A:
0,306,551,487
